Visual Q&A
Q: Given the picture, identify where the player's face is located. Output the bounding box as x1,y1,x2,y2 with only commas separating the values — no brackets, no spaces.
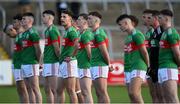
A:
142,13,153,26
22,16,31,26
158,14,166,26
118,20,128,32
60,13,71,26
77,16,86,28
6,25,17,37
87,15,96,27
13,19,21,30
42,14,49,25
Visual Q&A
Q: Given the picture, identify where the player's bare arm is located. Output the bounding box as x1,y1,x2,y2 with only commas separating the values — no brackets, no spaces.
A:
98,44,110,65
171,45,180,67
85,44,91,61
34,43,42,63
52,42,60,58
72,38,79,56
139,45,150,67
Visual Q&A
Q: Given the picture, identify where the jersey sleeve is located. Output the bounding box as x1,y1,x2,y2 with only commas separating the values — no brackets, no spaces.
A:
132,33,145,46
49,29,60,43
68,30,79,41
167,32,180,46
30,31,40,43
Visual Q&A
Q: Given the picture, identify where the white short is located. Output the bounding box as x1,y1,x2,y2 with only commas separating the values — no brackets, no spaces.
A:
12,65,23,81
125,70,146,84
78,68,91,79
58,60,78,78
124,72,131,84
21,64,40,78
90,66,109,80
158,68,178,83
42,62,59,77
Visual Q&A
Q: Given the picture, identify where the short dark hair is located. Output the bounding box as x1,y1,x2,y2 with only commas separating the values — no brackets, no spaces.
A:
129,15,139,27
116,14,130,24
151,10,160,16
160,9,173,17
61,10,73,17
78,13,88,20
89,11,102,19
23,12,34,18
13,14,22,20
143,9,153,14
43,10,55,16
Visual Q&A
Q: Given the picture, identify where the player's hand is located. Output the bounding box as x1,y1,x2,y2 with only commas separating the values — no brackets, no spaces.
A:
64,57,71,63
39,64,43,76
146,67,157,83
109,64,114,72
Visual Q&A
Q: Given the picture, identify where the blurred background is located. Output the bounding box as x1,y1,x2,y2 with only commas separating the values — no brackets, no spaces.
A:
0,0,180,103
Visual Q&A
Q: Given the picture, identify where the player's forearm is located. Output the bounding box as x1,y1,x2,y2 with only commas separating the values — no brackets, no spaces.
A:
172,46,180,67
85,45,91,60
101,48,110,65
140,46,150,67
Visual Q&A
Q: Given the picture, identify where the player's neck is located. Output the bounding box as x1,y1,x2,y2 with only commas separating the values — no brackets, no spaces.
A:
92,24,99,32
64,23,72,30
24,24,32,31
127,25,135,34
47,22,53,27
163,22,172,30
80,25,88,33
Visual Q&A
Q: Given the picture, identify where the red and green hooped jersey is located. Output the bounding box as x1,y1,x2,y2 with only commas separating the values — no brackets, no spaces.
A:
91,27,109,66
77,29,94,69
21,27,40,64
159,28,180,68
44,25,61,63
13,33,23,69
59,26,79,63
145,28,154,53
124,35,132,72
124,29,147,71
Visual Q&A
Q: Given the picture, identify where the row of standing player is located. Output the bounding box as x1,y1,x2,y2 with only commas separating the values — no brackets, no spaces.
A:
3,10,112,103
116,9,180,103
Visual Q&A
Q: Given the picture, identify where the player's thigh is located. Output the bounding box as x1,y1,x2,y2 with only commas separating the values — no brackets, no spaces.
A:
64,77,76,90
45,76,57,89
79,77,92,91
93,77,108,93
129,77,143,93
162,80,178,95
75,78,81,91
57,77,65,93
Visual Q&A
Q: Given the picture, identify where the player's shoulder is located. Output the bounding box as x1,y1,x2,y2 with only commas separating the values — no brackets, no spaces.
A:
132,29,143,36
29,27,38,34
167,27,178,35
67,26,76,33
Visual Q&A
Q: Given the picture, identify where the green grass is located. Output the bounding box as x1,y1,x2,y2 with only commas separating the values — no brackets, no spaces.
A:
0,85,179,103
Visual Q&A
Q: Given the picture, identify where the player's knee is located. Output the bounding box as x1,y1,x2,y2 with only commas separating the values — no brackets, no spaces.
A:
66,87,75,94
129,90,140,99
